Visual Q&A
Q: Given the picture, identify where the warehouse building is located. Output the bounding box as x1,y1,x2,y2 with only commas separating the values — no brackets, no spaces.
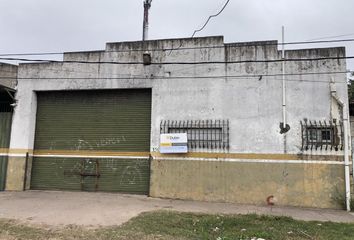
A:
3,36,351,209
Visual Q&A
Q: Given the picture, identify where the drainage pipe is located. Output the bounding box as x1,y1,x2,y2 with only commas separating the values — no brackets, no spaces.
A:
282,26,286,129
331,81,351,211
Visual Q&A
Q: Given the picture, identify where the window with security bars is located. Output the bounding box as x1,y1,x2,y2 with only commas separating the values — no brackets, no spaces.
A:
300,119,342,151
160,120,229,150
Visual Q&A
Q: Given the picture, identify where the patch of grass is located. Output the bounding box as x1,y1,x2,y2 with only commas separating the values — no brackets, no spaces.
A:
1,211,354,240
116,211,354,240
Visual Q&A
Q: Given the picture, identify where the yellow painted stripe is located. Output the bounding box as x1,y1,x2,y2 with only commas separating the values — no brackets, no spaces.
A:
151,152,296,160
34,150,150,157
0,149,149,157
0,148,33,154
0,148,346,162
160,143,172,147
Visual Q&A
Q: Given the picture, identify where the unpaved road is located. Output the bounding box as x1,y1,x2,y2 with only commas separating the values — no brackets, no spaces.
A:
0,191,354,227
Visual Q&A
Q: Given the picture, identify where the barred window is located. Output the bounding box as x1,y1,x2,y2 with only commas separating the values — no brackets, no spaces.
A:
301,119,342,151
160,120,229,150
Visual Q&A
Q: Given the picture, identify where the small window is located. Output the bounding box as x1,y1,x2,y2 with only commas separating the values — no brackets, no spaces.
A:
160,120,229,150
321,129,332,142
307,127,333,143
301,119,342,151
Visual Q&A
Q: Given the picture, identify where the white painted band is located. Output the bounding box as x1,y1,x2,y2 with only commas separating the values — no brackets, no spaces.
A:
153,157,349,165
1,153,349,165
0,153,27,157
0,153,149,159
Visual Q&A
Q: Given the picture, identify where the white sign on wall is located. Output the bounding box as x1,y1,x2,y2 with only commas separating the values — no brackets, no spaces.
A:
160,133,188,154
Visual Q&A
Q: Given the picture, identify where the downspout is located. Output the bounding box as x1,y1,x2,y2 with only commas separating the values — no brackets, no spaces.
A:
280,26,290,137
282,26,286,130
331,80,351,211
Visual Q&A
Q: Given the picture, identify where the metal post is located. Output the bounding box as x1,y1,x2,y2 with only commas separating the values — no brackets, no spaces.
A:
281,26,289,152
142,0,152,41
343,105,351,211
23,152,29,191
331,81,351,211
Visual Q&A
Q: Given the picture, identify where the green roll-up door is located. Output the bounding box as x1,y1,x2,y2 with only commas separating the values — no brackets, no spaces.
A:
0,112,12,191
31,89,151,194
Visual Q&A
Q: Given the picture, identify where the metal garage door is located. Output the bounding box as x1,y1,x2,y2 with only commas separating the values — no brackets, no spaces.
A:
0,111,12,191
31,89,151,194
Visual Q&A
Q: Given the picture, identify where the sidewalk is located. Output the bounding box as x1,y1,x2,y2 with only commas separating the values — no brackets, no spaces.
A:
1,191,354,227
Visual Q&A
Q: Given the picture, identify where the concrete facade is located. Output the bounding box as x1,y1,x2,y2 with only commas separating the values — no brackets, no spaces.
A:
4,36,350,209
0,63,17,89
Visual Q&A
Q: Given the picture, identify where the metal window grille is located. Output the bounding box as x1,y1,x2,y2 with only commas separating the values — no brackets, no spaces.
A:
300,119,342,151
160,120,229,150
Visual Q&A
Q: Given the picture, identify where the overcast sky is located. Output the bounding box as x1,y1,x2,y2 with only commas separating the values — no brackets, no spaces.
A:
0,0,353,70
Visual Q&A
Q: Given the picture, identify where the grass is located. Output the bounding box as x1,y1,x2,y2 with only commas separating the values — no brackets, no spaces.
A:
1,211,354,240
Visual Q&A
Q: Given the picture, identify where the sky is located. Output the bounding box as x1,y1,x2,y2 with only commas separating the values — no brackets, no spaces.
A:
0,0,353,71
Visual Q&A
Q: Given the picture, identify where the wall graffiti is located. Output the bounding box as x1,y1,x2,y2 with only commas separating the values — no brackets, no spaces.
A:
120,165,143,186
41,138,148,191
94,136,127,148
48,136,127,151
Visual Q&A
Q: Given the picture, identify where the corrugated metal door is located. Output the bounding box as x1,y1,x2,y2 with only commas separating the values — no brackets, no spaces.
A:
0,112,12,191
31,89,151,194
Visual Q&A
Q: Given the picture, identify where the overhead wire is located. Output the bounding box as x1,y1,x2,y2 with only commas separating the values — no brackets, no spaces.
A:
307,33,354,41
1,38,354,57
166,0,231,54
0,70,349,82
191,0,230,38
0,56,353,65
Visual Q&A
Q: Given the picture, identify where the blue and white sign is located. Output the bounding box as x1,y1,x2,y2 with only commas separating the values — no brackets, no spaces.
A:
160,133,188,154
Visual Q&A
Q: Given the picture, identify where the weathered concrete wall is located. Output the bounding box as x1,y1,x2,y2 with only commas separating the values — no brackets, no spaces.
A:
150,157,345,209
6,36,350,208
0,63,17,89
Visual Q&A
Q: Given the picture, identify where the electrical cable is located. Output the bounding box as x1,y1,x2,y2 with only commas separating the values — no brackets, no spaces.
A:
191,0,230,38
1,38,354,56
0,56,353,65
308,33,354,41
0,70,349,82
167,0,231,55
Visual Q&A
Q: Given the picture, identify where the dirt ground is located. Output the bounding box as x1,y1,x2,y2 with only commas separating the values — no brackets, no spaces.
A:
1,191,354,227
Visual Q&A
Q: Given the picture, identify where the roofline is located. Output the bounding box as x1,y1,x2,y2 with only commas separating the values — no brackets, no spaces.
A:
0,83,15,92
285,46,346,52
0,62,18,67
63,50,104,55
106,35,225,45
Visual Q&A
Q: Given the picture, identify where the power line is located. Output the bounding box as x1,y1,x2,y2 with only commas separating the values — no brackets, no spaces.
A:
9,64,349,80
308,33,354,41
0,56,353,65
1,38,354,57
0,70,349,82
0,78,346,84
191,0,230,38
0,52,63,57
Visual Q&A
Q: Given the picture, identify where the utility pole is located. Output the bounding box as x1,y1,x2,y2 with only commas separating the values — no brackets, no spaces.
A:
142,0,152,41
